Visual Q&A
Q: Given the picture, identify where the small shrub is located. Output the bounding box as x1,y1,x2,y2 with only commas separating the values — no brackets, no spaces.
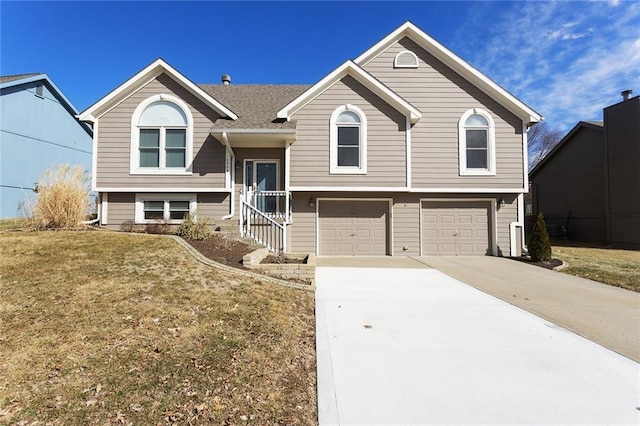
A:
119,220,135,233
29,164,91,229
175,213,212,240
529,212,552,262
144,221,172,235
119,220,147,233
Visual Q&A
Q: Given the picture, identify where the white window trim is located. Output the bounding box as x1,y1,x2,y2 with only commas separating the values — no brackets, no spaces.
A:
393,50,419,68
458,108,496,176
134,193,196,224
130,94,194,175
329,104,367,175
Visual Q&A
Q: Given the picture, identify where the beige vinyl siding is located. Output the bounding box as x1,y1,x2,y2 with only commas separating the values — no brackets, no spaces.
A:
496,194,518,255
290,76,407,187
362,37,525,189
96,73,227,189
197,193,231,222
391,194,421,256
102,192,230,229
104,192,135,228
289,192,317,254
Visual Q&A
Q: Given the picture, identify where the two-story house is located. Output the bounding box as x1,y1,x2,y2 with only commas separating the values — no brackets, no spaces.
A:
1,74,93,218
79,22,541,257
529,91,640,248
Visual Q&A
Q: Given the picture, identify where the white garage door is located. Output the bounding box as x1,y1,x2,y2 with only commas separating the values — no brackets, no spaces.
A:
319,200,389,256
422,201,491,255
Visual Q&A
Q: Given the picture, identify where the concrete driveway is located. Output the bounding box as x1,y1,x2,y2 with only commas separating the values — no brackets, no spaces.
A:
316,264,640,425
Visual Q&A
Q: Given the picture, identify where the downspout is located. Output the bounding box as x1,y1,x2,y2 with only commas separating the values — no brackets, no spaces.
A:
82,194,101,225
221,132,235,220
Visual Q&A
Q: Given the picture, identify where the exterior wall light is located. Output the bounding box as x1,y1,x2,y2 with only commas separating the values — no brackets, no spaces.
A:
308,197,315,207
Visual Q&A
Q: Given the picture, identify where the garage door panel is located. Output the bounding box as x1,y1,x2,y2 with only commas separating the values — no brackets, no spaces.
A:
319,200,389,256
422,201,491,256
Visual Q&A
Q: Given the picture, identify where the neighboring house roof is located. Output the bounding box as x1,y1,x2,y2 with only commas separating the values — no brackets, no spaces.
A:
78,58,238,122
201,84,310,131
277,60,422,124
0,73,42,84
354,21,542,125
529,121,604,178
1,73,93,137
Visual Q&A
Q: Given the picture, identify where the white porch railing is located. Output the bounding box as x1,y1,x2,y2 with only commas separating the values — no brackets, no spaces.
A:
239,189,290,252
240,201,286,252
245,189,291,221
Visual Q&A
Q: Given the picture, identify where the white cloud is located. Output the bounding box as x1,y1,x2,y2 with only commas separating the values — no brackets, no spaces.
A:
455,1,640,133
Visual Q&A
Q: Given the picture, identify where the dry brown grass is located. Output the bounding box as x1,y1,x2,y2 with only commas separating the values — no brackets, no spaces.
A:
0,231,316,424
552,240,640,292
29,164,91,229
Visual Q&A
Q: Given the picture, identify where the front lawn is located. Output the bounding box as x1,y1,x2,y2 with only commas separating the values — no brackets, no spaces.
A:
552,240,640,292
0,231,316,424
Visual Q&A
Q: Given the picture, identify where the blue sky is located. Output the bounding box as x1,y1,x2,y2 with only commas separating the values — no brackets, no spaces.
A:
1,1,639,134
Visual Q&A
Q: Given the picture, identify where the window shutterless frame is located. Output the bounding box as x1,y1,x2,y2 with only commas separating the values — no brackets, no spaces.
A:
329,104,367,174
135,193,196,224
458,108,496,176
130,94,194,175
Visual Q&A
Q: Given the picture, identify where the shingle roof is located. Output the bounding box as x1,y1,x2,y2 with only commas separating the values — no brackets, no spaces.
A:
0,73,43,84
199,84,310,130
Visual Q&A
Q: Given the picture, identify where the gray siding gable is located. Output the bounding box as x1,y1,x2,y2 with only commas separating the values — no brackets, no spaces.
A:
363,37,526,190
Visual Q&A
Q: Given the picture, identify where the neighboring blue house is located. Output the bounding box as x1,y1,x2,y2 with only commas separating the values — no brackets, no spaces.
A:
0,73,93,218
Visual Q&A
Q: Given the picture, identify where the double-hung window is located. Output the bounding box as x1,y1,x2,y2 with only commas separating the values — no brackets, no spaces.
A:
131,95,193,174
458,108,496,175
330,105,367,174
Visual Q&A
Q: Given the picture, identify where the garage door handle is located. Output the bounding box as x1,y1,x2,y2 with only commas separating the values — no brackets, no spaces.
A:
453,230,458,236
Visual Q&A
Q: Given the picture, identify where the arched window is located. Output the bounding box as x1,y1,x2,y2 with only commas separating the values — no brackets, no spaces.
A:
394,50,419,68
130,94,193,174
330,105,367,174
458,108,495,175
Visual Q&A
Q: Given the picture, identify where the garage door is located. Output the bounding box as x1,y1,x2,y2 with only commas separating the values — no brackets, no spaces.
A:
422,201,490,255
319,200,388,256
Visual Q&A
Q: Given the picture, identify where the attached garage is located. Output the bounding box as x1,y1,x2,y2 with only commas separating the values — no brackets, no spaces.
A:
422,200,493,256
318,200,389,256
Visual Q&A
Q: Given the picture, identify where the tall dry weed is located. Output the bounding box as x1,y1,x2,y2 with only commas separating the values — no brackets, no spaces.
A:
29,164,91,229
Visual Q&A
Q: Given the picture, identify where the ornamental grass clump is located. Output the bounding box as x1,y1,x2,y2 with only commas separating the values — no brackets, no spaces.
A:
528,212,552,262
30,164,91,229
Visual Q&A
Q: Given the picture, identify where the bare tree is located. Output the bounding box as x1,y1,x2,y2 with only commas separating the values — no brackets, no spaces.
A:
527,121,563,171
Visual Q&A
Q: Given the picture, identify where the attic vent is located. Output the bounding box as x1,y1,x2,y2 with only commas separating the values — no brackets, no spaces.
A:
35,83,43,98
394,50,418,68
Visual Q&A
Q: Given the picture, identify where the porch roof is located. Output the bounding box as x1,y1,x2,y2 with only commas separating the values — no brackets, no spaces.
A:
201,84,310,131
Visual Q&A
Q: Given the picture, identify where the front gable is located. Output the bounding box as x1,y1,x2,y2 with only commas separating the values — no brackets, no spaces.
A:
277,60,421,124
93,72,228,191
355,22,541,125
79,58,237,123
289,73,408,188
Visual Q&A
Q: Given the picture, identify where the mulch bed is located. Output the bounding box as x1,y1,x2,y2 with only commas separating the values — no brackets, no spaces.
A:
185,235,253,269
510,256,563,270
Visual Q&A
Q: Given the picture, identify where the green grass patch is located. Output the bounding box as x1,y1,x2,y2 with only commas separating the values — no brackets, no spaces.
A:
0,231,316,424
552,240,640,292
